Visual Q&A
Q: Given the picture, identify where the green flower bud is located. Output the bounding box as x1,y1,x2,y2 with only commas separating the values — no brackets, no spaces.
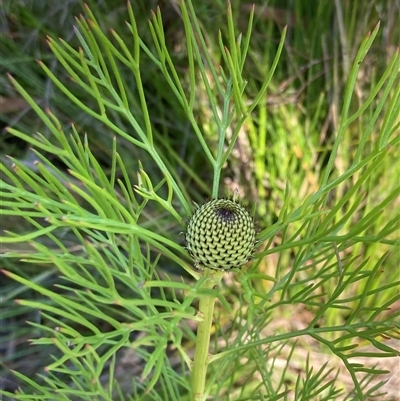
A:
185,198,256,270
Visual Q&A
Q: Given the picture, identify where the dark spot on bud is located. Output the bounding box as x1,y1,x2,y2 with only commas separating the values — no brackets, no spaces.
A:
215,207,235,222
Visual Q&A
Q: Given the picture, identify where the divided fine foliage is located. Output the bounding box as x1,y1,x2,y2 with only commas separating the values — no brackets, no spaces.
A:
1,1,399,400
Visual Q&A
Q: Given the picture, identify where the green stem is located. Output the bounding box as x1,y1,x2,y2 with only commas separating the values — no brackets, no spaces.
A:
191,269,224,401
212,80,233,199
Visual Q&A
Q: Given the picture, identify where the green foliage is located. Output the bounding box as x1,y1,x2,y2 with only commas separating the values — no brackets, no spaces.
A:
1,0,399,400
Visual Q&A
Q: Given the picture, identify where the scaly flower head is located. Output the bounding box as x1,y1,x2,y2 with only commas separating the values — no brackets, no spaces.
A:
185,198,256,270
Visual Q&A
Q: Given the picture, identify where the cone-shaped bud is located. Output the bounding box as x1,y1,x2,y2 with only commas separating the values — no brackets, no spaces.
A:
185,198,256,270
